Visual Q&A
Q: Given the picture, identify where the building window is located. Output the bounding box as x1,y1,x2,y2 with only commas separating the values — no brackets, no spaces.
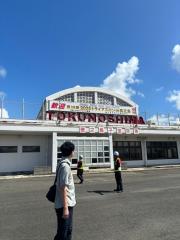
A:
57,139,110,165
97,93,114,105
58,93,74,102
116,98,130,106
22,146,40,153
77,92,95,103
146,141,178,160
113,141,142,160
0,146,18,153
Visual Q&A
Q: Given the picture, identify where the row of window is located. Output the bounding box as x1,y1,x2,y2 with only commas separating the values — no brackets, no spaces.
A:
57,92,131,106
113,141,142,160
57,139,110,164
59,93,74,102
1,142,179,161
77,92,95,104
0,146,40,153
146,142,178,160
113,141,179,160
116,98,130,106
97,92,114,105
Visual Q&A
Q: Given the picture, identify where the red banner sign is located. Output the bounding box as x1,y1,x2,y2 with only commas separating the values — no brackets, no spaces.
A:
47,111,145,124
47,100,137,115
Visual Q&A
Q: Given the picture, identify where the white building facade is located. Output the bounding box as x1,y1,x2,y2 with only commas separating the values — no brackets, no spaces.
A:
0,87,180,174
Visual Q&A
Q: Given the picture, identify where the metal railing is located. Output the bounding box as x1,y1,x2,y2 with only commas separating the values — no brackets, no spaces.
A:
140,112,180,126
0,98,42,120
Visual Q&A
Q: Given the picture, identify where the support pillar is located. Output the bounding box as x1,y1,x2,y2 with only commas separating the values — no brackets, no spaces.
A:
141,139,147,167
109,134,114,169
177,140,180,160
52,132,57,173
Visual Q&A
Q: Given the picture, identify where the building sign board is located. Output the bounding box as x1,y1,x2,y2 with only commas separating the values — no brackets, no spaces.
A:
47,111,145,124
99,127,106,134
125,128,131,134
79,126,140,134
47,100,137,115
89,127,96,133
116,128,123,134
133,127,139,134
79,127,87,133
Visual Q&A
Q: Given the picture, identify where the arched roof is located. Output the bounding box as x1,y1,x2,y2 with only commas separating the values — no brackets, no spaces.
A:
46,86,137,107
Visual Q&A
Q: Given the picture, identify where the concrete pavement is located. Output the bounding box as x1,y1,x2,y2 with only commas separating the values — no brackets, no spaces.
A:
1,164,180,180
1,169,180,240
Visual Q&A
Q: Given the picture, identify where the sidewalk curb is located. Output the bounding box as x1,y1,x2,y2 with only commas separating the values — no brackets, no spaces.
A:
1,165,180,180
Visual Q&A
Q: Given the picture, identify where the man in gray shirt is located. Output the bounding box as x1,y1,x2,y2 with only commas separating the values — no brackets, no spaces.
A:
54,141,76,240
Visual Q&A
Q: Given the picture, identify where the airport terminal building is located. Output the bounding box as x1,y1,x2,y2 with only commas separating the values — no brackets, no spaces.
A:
0,87,180,174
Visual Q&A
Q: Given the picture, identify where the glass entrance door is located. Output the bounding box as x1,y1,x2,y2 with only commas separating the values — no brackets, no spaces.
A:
57,137,110,167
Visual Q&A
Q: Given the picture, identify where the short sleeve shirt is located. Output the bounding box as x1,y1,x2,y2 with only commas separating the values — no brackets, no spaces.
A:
55,158,76,209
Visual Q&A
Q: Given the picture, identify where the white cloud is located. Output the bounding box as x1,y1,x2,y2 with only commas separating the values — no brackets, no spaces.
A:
101,56,142,98
171,44,180,73
0,108,9,118
137,91,145,98
155,86,164,92
0,66,7,78
166,90,180,110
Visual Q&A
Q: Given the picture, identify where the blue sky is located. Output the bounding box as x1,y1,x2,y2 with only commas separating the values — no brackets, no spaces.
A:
0,0,180,121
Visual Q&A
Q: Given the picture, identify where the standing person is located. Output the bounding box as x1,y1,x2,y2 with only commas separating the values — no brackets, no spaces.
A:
77,155,84,184
113,151,123,192
54,141,76,240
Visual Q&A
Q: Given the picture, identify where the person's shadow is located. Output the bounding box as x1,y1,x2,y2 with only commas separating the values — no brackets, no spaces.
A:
87,190,114,195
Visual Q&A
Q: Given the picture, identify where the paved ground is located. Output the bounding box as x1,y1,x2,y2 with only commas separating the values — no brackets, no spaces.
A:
1,169,180,240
